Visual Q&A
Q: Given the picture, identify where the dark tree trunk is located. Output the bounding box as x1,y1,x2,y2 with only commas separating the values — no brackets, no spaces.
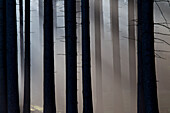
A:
128,0,137,113
44,0,56,113
110,0,124,113
94,0,103,112
140,0,159,113
5,0,20,113
0,0,7,112
23,0,30,113
65,0,78,112
81,0,93,112
137,0,145,113
19,0,24,67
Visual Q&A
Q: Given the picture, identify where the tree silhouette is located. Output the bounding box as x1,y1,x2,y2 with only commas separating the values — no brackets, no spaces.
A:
5,0,20,113
137,0,146,113
140,0,159,113
23,0,31,113
81,0,93,112
0,0,7,112
65,0,78,112
43,0,56,113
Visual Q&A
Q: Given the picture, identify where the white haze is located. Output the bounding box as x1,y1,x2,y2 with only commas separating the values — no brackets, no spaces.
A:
15,0,170,113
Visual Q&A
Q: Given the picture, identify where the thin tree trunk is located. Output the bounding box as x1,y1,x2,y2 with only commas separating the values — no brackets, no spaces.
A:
19,0,24,112
38,0,44,110
65,0,78,112
128,0,136,112
76,1,83,113
94,0,103,112
140,0,159,113
19,0,23,67
0,0,7,112
5,0,20,113
110,0,124,113
23,0,30,113
81,0,93,112
44,0,56,113
39,0,43,46
53,0,58,111
137,0,145,112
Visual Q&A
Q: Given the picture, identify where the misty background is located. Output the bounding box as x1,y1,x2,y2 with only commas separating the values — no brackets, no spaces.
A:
15,0,170,113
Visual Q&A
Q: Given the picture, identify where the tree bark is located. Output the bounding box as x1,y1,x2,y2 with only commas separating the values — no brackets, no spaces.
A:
65,0,78,112
0,0,7,112
5,0,20,113
81,0,93,112
23,0,30,113
140,0,159,113
137,0,146,113
44,0,56,113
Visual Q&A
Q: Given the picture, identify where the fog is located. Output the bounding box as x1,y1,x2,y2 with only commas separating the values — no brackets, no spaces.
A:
16,0,170,113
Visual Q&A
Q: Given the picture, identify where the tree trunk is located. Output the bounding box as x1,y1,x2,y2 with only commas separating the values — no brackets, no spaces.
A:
53,0,58,111
128,0,137,112
76,1,83,113
5,0,20,113
110,0,124,113
38,0,44,110
137,0,145,113
0,0,7,112
19,0,24,112
19,0,23,69
81,0,93,112
140,0,159,113
39,0,43,46
44,0,56,113
94,0,103,112
65,0,78,112
23,0,30,113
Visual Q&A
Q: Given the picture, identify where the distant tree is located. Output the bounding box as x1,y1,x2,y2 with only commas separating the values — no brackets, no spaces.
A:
19,0,24,111
128,0,137,112
94,0,103,112
76,1,83,112
81,0,93,112
5,0,20,113
53,0,56,39
139,0,159,113
53,0,57,111
0,0,7,112
64,0,78,112
43,0,56,113
39,0,43,45
23,0,31,113
110,0,124,113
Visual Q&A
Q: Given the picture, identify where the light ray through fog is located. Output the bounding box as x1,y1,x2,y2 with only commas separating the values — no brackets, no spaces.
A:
15,0,170,113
